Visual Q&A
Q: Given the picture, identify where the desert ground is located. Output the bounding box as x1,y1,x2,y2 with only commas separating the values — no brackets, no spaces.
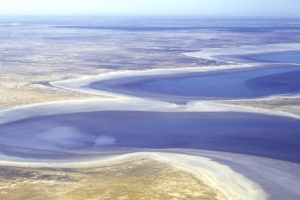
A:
0,158,225,200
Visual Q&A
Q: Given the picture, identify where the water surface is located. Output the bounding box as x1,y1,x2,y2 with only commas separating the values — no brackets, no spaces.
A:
242,51,300,64
0,111,299,163
90,66,300,101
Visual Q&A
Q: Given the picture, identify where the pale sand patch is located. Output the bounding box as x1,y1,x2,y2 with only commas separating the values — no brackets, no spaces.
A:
219,95,300,119
1,93,300,128
0,74,107,110
169,149,300,200
186,99,300,119
0,152,267,200
0,157,222,200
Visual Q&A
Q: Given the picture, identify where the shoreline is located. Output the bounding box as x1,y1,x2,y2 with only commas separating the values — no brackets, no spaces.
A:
50,63,254,98
1,149,299,199
1,93,300,127
0,148,299,199
1,43,300,199
0,151,267,200
2,43,300,122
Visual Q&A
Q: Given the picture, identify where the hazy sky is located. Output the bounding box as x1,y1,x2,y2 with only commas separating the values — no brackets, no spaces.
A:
0,0,300,18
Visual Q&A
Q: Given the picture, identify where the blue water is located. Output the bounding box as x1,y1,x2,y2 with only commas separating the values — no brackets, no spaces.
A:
242,51,300,64
91,66,300,101
0,111,300,163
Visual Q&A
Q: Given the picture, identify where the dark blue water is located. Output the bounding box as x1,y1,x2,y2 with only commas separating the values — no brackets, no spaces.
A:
90,66,300,101
242,51,300,64
0,111,299,163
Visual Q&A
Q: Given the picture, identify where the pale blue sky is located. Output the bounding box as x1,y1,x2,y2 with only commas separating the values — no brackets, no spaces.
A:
0,0,300,18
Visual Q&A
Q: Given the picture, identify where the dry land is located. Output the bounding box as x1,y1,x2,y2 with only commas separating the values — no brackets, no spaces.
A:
0,158,225,200
0,74,105,110
224,97,300,118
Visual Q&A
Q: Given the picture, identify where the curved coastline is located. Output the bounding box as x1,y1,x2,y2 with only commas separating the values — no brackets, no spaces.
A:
1,149,300,199
88,65,300,101
1,43,300,199
0,151,267,200
48,43,300,119
49,66,300,120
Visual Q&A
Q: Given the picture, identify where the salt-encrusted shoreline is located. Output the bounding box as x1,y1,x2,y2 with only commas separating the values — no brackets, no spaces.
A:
0,151,267,200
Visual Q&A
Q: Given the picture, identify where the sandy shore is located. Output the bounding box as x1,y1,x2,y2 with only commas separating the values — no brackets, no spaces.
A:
0,156,222,200
2,94,300,128
0,73,107,111
51,63,253,97
51,66,300,120
168,149,300,200
218,95,300,119
0,145,299,199
0,152,267,200
2,149,299,199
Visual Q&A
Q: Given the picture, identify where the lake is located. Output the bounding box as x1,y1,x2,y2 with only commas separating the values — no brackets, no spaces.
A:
90,66,300,101
0,111,299,163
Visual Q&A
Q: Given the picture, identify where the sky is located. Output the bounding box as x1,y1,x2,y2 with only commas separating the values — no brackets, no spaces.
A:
0,0,300,18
